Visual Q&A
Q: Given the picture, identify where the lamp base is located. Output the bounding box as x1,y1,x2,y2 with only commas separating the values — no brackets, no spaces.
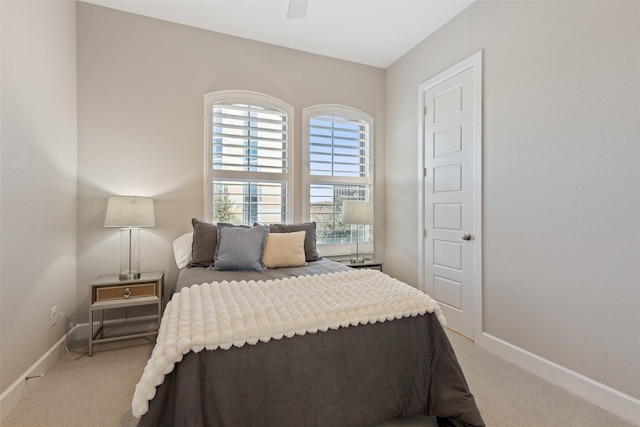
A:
350,224,366,264
349,257,365,264
119,227,141,282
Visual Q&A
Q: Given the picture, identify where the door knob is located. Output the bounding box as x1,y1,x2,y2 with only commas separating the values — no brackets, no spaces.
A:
461,233,473,241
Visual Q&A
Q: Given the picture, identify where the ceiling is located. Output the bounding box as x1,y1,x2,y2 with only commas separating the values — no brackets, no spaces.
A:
81,0,475,68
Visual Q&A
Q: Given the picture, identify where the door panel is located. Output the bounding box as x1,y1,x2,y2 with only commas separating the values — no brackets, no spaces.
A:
433,203,462,230
433,164,462,193
433,240,462,270
434,127,462,157
434,86,463,121
434,276,462,309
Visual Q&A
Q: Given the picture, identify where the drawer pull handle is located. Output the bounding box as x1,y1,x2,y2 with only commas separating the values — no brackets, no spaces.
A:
123,288,131,298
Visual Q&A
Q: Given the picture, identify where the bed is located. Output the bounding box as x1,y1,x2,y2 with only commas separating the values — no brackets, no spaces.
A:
132,220,484,427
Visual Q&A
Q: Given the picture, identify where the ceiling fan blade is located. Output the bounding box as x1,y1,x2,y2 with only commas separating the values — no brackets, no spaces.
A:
287,0,308,19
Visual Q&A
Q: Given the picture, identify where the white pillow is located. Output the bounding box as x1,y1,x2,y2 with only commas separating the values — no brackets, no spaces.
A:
262,230,307,269
173,232,193,269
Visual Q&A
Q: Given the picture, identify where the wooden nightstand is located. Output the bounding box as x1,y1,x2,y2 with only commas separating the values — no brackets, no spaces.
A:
88,271,164,356
342,260,383,271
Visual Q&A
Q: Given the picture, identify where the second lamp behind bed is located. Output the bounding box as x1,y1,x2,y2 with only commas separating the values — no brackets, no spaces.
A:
341,200,373,264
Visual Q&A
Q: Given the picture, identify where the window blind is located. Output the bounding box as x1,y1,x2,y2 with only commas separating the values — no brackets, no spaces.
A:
212,103,288,174
309,115,370,177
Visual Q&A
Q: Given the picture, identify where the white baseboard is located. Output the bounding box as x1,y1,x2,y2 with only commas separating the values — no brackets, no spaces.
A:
0,314,157,422
0,328,72,422
482,332,640,426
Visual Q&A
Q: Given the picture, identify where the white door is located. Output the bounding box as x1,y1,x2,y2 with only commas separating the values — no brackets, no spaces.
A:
419,52,482,340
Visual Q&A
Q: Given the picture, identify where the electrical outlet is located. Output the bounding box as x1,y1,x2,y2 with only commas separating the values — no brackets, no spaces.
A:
50,306,57,327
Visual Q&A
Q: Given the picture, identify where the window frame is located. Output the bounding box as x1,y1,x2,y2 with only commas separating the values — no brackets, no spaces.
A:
302,104,374,256
204,90,294,224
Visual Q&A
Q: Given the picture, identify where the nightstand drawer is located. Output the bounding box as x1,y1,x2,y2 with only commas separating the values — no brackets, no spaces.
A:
94,282,156,302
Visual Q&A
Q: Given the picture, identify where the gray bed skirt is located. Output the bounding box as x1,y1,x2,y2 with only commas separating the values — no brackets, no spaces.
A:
137,312,484,427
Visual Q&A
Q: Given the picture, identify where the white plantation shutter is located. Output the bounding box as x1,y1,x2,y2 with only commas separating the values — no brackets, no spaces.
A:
205,91,293,225
211,104,288,173
309,115,370,178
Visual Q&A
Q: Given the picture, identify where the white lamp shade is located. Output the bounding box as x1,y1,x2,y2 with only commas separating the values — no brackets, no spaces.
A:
104,196,155,228
341,200,373,225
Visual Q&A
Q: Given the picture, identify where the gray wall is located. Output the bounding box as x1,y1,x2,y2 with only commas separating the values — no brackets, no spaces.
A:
76,4,385,321
385,1,640,399
0,1,78,393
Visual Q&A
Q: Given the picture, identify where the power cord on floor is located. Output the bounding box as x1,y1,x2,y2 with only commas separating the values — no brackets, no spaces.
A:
55,311,86,360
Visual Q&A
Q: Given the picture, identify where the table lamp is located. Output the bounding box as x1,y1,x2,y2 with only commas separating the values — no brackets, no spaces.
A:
341,200,373,263
104,195,155,280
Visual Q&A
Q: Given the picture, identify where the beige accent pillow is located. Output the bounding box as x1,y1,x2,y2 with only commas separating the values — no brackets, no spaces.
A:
262,231,307,268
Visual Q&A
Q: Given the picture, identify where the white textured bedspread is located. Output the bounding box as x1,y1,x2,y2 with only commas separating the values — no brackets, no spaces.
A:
132,269,445,418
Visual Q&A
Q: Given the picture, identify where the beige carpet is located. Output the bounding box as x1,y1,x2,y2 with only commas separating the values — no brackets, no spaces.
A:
1,332,634,427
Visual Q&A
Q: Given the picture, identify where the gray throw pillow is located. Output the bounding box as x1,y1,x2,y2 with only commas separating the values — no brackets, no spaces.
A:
269,222,321,262
188,218,217,267
214,224,269,271
214,223,250,260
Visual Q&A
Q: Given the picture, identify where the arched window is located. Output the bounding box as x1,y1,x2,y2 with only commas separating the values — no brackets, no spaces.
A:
303,105,374,256
204,91,293,225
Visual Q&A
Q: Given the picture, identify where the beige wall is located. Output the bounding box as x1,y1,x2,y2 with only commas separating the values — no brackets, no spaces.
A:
76,3,385,321
0,1,78,393
385,1,640,399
